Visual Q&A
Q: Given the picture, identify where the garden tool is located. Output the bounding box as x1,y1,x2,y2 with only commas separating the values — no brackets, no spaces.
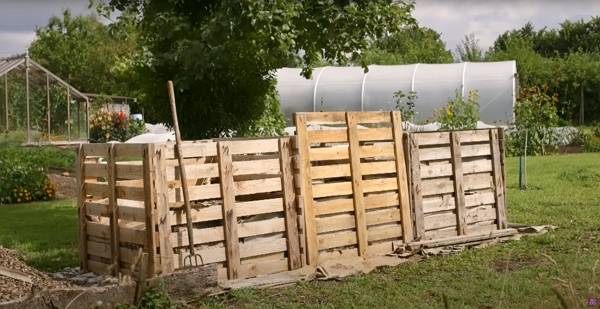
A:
167,81,204,268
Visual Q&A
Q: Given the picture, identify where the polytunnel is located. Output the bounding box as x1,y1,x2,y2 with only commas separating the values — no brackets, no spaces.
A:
274,61,517,126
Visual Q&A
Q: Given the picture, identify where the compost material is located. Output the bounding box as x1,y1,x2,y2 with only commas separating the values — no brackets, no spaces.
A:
0,245,73,303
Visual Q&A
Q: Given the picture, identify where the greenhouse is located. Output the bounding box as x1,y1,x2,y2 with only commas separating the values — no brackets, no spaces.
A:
0,51,90,143
275,61,517,126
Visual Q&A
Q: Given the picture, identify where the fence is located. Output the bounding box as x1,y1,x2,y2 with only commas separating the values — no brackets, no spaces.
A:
77,112,510,282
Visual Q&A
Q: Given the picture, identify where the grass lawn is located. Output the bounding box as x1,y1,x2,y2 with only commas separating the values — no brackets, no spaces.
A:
0,153,599,309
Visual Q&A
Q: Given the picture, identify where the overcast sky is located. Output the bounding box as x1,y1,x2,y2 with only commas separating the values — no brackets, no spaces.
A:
1,0,600,58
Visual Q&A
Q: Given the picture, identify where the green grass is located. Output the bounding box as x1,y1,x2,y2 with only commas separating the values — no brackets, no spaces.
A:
0,199,79,272
1,154,599,309
0,142,76,171
200,153,600,309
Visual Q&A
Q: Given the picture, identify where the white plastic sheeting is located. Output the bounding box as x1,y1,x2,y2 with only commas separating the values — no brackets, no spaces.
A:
275,61,517,126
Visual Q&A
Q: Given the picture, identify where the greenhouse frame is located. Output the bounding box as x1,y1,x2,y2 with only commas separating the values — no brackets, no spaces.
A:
0,51,90,144
275,61,518,126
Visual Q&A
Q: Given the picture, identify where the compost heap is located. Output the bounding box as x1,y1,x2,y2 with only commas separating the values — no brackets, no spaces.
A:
0,245,72,303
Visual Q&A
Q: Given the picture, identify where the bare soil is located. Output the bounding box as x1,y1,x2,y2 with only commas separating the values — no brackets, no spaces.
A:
47,173,77,200
0,246,73,303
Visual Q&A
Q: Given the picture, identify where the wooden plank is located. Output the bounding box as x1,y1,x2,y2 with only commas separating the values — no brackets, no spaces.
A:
303,112,346,125
168,177,281,203
450,132,467,236
498,128,507,210
294,113,319,267
346,112,369,258
86,201,146,223
407,228,518,250
312,177,398,198
403,133,414,239
490,129,508,229
317,231,357,250
230,139,280,154
415,130,491,146
84,162,145,180
164,141,218,159
368,225,403,242
357,127,393,142
420,159,493,179
409,134,425,239
114,144,145,158
155,145,174,274
316,207,402,234
84,183,145,201
423,206,497,230
233,158,281,176
355,111,392,123
107,144,120,275
310,161,396,180
421,173,494,196
308,129,348,144
166,162,218,181
279,137,302,270
422,191,496,213
142,144,158,277
391,110,413,243
314,193,399,216
86,222,147,245
419,144,491,161
86,241,145,265
218,141,241,280
134,252,148,307
308,145,395,162
83,144,110,157
169,198,283,224
76,144,88,271
0,265,32,284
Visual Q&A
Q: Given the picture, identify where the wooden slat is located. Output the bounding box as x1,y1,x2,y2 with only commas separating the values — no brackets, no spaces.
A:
422,191,496,213
355,111,392,123
294,113,318,267
107,144,120,275
172,218,285,248
142,144,158,277
368,225,403,242
76,144,88,270
230,139,280,154
423,206,497,231
419,143,491,161
114,144,145,158
310,161,396,180
86,201,146,223
314,193,399,216
169,198,283,224
308,129,347,144
498,128,507,210
279,138,302,270
164,142,218,159
490,129,508,229
83,144,109,157
415,130,491,146
84,162,145,180
312,177,398,198
303,112,346,125
155,145,174,274
409,134,424,238
391,111,413,243
450,132,467,236
346,112,368,258
166,161,218,181
233,159,281,176
218,141,241,280
420,159,493,179
84,183,145,201
87,241,144,265
421,173,494,197
86,222,147,245
316,207,402,234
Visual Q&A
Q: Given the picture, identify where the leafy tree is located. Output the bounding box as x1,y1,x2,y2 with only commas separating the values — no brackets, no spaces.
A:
94,0,417,139
28,9,136,97
454,32,485,62
363,26,453,65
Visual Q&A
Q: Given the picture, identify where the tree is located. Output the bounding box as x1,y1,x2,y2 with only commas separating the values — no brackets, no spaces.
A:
362,26,453,65
454,32,485,62
96,0,417,139
28,9,136,96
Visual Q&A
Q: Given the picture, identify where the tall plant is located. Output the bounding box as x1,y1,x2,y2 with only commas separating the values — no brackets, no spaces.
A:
433,90,480,131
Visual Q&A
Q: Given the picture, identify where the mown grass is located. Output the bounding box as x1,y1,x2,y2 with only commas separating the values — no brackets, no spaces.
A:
0,153,599,308
0,199,79,272
199,153,600,309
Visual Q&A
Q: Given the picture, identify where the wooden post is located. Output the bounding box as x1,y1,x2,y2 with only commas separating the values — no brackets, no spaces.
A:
142,144,158,277
217,141,240,279
345,112,369,258
294,113,318,266
450,132,467,235
46,72,50,141
134,252,149,307
498,128,507,210
580,83,585,125
409,134,424,239
155,145,174,274
278,138,302,270
402,133,415,237
490,129,508,230
107,144,120,275
75,144,88,270
85,98,90,141
4,73,7,131
67,87,71,142
391,111,414,243
25,53,30,143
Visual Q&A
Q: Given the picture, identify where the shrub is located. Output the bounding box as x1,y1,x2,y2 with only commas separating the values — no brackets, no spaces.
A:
432,89,480,131
584,135,600,153
0,145,58,204
505,85,561,157
89,109,147,143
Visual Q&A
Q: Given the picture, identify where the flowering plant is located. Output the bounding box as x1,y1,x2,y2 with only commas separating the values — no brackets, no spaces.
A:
433,89,481,131
89,109,144,143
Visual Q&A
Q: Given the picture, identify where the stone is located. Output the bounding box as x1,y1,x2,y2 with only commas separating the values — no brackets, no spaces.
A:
61,172,69,177
51,273,64,280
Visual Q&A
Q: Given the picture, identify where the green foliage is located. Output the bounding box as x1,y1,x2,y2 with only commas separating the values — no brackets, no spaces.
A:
89,109,145,143
505,85,561,157
432,90,480,131
454,32,485,62
363,26,453,65
394,90,418,123
94,0,417,139
244,87,287,137
584,136,600,153
0,145,61,204
115,280,183,309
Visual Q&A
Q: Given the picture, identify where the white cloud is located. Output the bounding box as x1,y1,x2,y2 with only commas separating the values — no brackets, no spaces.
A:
0,31,36,56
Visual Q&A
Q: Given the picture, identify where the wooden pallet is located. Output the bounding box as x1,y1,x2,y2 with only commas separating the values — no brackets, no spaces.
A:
406,129,508,241
293,111,413,267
